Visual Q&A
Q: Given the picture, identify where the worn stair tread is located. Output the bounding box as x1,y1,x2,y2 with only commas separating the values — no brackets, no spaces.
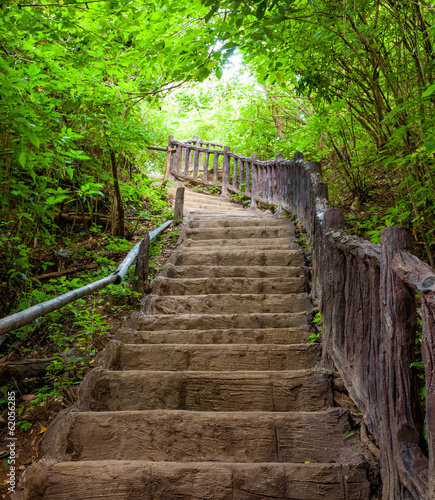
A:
183,227,294,241
78,368,332,412
182,238,299,250
187,218,291,228
172,248,305,267
18,460,371,500
116,327,312,345
151,276,306,296
145,293,311,315
162,263,307,278
100,342,320,371
127,311,311,331
41,408,366,464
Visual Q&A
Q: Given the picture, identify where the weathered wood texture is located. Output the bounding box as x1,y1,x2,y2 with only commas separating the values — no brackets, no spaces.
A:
169,135,435,500
173,186,185,221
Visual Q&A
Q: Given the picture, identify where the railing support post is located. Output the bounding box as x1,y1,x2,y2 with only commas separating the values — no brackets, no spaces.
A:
250,154,258,210
133,233,150,294
221,146,230,198
163,135,174,181
174,186,185,221
380,226,426,499
274,153,283,218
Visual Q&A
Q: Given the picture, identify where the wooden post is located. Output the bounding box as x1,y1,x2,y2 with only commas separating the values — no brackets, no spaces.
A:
213,153,219,183
133,233,150,294
174,186,185,221
184,147,191,176
274,154,283,217
245,159,251,196
163,135,173,181
193,148,200,179
239,159,244,190
232,157,237,190
250,154,258,210
203,152,210,182
221,146,230,198
380,226,426,499
174,144,182,173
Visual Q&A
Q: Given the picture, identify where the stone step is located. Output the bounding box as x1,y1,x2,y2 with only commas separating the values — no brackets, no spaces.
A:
18,460,371,500
184,201,246,210
99,342,320,371
172,249,305,267
41,409,364,464
116,327,312,345
145,293,310,315
183,226,294,240
187,218,290,229
161,263,307,278
182,238,298,250
151,276,306,295
78,369,332,412
127,311,311,331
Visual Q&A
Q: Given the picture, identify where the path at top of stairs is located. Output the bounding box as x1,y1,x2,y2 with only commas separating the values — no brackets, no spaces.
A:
14,187,377,500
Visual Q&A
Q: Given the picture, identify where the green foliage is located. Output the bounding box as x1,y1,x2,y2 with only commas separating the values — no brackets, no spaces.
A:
310,311,322,343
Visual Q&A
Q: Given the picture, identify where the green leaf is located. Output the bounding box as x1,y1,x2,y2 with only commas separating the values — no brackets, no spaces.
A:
18,149,27,167
422,83,435,98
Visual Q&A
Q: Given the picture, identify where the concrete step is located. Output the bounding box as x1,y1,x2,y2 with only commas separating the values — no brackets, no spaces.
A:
99,342,320,371
41,409,364,464
151,276,306,295
187,218,290,228
172,249,305,267
18,460,371,500
182,238,298,250
145,293,311,315
183,226,294,240
161,263,306,278
116,327,312,345
79,369,332,412
127,311,311,331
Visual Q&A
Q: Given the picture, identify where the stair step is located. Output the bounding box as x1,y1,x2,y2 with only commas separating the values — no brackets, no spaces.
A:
172,249,305,267
162,263,306,278
182,238,298,250
145,293,310,315
79,369,332,412
183,226,294,240
41,408,364,464
100,342,320,371
116,327,312,345
127,312,310,331
187,218,290,228
151,277,306,295
19,460,371,500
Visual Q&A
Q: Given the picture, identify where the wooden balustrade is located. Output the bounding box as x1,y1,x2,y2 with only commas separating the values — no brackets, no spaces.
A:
168,134,435,500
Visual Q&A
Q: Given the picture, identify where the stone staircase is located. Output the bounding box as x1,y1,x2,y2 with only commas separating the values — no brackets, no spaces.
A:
15,188,374,499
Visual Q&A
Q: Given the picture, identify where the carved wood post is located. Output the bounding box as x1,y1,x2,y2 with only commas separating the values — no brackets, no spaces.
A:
380,226,426,499
239,159,244,190
421,293,435,499
174,144,182,174
275,154,284,217
163,135,173,181
183,146,190,176
193,147,200,179
250,154,258,210
213,153,219,183
133,233,150,294
232,157,238,190
221,146,230,198
173,186,185,221
203,152,210,182
245,159,251,196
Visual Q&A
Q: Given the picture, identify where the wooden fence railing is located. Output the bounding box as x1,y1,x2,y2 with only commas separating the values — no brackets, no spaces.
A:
168,136,434,500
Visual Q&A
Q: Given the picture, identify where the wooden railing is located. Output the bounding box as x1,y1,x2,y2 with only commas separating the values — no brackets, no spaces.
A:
168,136,434,500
